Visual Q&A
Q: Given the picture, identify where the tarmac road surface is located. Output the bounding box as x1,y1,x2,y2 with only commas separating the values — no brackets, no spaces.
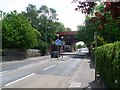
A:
1,53,84,88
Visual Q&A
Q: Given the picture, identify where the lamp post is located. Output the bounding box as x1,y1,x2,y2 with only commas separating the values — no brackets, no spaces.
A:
0,10,2,20
61,36,64,58
45,27,50,43
0,10,2,29
0,10,2,51
94,31,97,80
45,26,50,55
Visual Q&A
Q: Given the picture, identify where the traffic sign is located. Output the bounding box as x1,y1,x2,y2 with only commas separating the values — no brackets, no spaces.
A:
55,39,61,45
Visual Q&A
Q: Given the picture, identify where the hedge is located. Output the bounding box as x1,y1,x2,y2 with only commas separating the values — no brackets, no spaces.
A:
92,42,120,88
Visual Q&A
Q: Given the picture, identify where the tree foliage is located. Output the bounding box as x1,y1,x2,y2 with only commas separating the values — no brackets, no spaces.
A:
76,1,120,47
23,4,67,45
2,11,40,49
2,4,73,55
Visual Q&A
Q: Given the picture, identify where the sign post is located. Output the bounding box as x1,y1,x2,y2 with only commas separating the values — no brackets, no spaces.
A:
55,39,61,59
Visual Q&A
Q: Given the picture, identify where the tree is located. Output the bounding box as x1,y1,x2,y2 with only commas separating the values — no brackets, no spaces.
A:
2,11,40,49
22,4,39,29
38,5,58,21
23,4,63,55
55,22,67,32
66,27,72,31
22,4,70,55
75,1,120,44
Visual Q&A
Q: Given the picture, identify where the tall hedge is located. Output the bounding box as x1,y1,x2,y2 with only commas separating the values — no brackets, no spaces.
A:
95,42,120,88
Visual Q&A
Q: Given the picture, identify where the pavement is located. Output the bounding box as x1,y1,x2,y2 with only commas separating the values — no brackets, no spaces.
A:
64,54,106,89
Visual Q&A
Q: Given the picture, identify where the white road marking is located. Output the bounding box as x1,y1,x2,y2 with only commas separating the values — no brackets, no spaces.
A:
0,71,8,77
58,61,64,64
0,71,7,74
17,60,49,69
43,65,55,70
4,73,35,87
1,60,50,76
69,82,81,88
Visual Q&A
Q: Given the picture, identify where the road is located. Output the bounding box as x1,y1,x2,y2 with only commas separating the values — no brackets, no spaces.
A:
1,52,86,88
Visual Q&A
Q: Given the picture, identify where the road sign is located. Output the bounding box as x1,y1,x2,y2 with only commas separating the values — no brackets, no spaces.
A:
55,39,61,45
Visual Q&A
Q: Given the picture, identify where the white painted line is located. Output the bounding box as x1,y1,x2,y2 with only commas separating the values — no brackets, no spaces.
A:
58,61,64,64
17,64,33,69
0,71,8,76
43,65,55,70
40,60,49,64
69,82,81,88
17,60,49,69
0,71,7,74
5,73,35,87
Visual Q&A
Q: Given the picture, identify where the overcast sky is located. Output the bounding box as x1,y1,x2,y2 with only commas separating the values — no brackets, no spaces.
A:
0,0,85,31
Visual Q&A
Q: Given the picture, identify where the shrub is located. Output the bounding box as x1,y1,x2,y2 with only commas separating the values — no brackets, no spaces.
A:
95,42,120,88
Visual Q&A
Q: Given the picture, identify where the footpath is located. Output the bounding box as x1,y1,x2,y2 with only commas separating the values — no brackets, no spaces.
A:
64,54,106,89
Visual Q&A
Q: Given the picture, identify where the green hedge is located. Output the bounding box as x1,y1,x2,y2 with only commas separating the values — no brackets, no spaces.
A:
95,42,120,88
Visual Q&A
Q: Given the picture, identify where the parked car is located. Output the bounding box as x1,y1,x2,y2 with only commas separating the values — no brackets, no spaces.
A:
51,51,59,58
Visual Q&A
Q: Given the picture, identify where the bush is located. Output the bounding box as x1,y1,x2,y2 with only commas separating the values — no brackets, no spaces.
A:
95,42,120,88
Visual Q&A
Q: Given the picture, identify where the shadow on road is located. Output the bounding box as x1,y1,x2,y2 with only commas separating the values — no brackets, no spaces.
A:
71,53,91,59
71,55,85,59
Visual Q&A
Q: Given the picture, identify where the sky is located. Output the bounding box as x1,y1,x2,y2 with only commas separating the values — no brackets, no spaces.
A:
0,0,85,31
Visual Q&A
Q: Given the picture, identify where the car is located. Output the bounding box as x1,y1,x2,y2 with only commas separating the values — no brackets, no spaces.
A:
51,51,59,58
77,48,89,56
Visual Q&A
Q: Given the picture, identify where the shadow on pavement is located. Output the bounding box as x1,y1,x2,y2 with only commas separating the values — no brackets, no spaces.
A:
83,79,106,90
88,60,95,69
83,54,106,89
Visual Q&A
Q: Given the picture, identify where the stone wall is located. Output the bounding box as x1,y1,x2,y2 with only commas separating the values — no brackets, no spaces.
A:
2,49,41,61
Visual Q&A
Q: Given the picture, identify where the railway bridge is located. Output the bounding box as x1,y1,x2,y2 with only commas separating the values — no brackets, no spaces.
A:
56,31,80,52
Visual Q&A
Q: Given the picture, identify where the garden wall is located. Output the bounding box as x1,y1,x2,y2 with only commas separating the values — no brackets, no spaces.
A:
2,49,41,61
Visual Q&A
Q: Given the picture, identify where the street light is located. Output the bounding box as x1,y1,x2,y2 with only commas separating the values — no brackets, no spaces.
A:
0,10,2,29
94,31,97,80
0,10,2,20
0,11,2,50
45,27,50,55
45,27,50,43
61,36,64,58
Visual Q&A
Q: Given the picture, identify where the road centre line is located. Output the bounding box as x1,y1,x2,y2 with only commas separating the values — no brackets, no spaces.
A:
58,61,64,64
17,60,49,69
4,73,35,87
1,60,50,76
0,71,8,77
0,71,7,74
43,65,55,70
